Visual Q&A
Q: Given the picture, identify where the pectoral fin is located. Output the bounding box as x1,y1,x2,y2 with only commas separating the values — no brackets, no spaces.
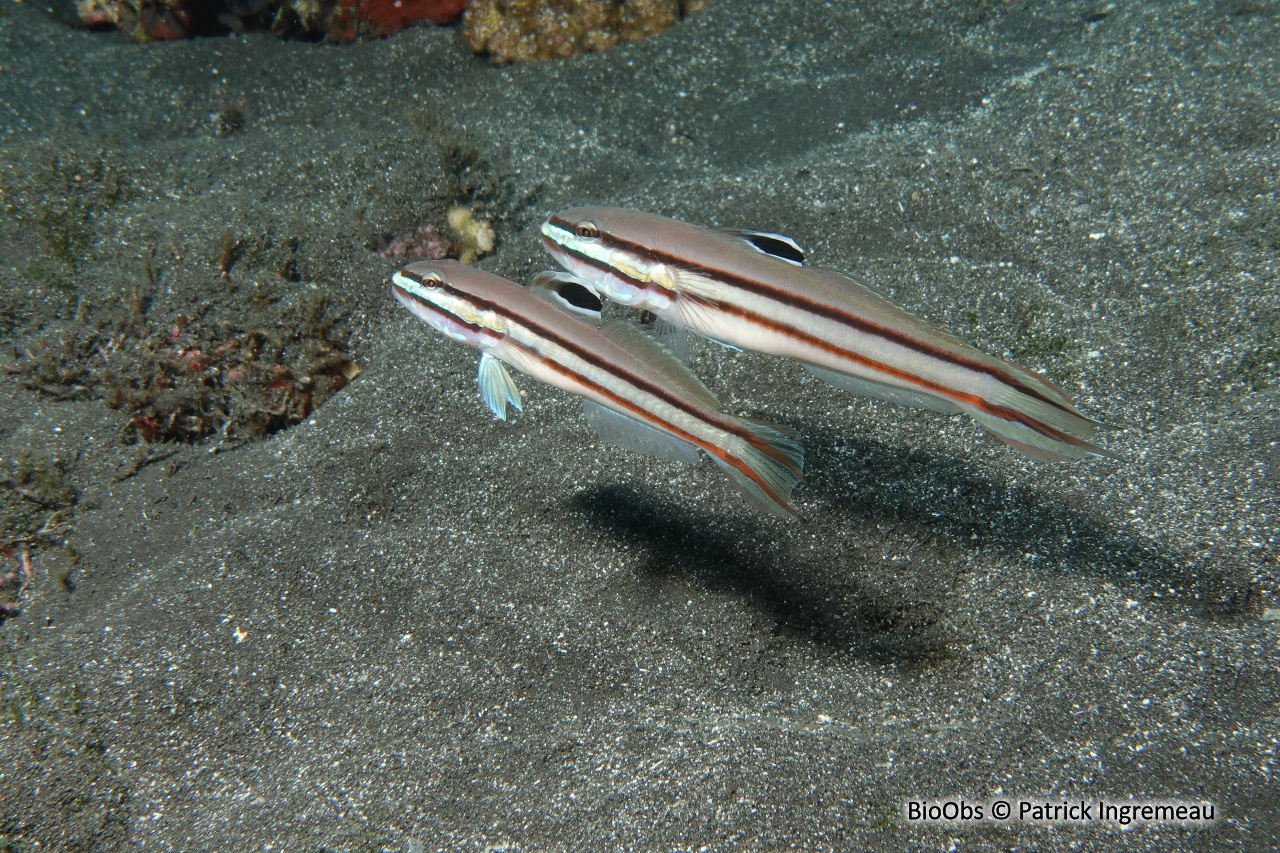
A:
478,353,522,421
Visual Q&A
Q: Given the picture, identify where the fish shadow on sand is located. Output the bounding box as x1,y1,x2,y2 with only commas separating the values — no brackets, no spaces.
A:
800,426,1253,619
572,427,1251,665
571,483,954,667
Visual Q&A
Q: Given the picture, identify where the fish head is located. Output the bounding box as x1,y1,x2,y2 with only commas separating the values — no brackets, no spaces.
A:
541,206,682,311
392,260,507,347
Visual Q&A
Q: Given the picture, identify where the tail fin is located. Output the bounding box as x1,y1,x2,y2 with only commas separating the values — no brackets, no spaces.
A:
962,387,1115,461
710,419,806,518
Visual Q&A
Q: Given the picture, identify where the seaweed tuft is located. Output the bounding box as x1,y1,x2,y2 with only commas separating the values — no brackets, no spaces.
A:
1,450,77,618
5,281,359,448
1,142,132,292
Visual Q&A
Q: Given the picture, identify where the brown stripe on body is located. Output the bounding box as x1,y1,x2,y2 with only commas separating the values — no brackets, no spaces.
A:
515,334,794,508
546,231,1090,448
399,271,794,507
393,282,484,336
399,268,758,448
703,296,1093,450
546,216,1077,418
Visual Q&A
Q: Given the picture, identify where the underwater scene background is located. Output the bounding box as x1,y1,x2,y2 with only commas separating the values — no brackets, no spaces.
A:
0,0,1277,848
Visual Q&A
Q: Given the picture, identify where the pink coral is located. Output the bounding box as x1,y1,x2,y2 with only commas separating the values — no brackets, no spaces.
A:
376,224,454,260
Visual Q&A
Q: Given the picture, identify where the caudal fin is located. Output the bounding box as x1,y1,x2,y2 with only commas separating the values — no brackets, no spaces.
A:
709,419,806,518
963,387,1115,462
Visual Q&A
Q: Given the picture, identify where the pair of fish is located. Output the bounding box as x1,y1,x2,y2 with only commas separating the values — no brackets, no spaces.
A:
392,207,1109,517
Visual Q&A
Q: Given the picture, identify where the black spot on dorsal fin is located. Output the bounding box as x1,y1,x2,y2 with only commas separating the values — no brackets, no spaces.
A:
724,229,806,265
556,279,603,313
529,271,603,318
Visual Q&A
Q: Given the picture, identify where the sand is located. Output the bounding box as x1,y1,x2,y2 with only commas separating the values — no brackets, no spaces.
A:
0,0,1277,849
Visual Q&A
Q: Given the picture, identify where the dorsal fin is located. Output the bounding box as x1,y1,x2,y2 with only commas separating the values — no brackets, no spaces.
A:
529,271,603,319
721,229,806,265
803,266,892,300
807,268,1000,361
596,320,722,411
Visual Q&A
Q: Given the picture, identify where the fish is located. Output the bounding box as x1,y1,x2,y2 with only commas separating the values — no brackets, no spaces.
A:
540,206,1110,461
391,260,805,516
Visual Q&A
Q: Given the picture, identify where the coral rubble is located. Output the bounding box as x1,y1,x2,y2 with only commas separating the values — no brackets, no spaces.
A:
376,223,455,261
70,0,467,41
5,294,359,447
68,0,707,46
462,0,710,63
74,0,198,40
374,207,496,264
446,206,496,264
322,0,468,40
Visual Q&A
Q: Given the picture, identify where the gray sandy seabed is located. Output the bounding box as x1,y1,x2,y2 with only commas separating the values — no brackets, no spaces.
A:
1,0,1278,849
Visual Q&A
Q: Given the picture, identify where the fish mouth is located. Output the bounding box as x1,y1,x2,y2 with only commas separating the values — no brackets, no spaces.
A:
540,232,566,256
391,280,446,318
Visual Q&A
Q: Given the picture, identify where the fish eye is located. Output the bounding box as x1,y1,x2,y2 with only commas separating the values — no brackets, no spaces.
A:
422,272,443,290
575,221,600,240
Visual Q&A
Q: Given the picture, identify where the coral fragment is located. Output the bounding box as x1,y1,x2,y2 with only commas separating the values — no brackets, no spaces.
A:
462,0,708,64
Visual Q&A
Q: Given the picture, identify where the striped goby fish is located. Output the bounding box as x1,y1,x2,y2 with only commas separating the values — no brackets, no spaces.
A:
540,207,1109,461
391,260,804,516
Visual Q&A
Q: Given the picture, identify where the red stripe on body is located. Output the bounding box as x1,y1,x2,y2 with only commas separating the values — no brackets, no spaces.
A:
546,217,1079,418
